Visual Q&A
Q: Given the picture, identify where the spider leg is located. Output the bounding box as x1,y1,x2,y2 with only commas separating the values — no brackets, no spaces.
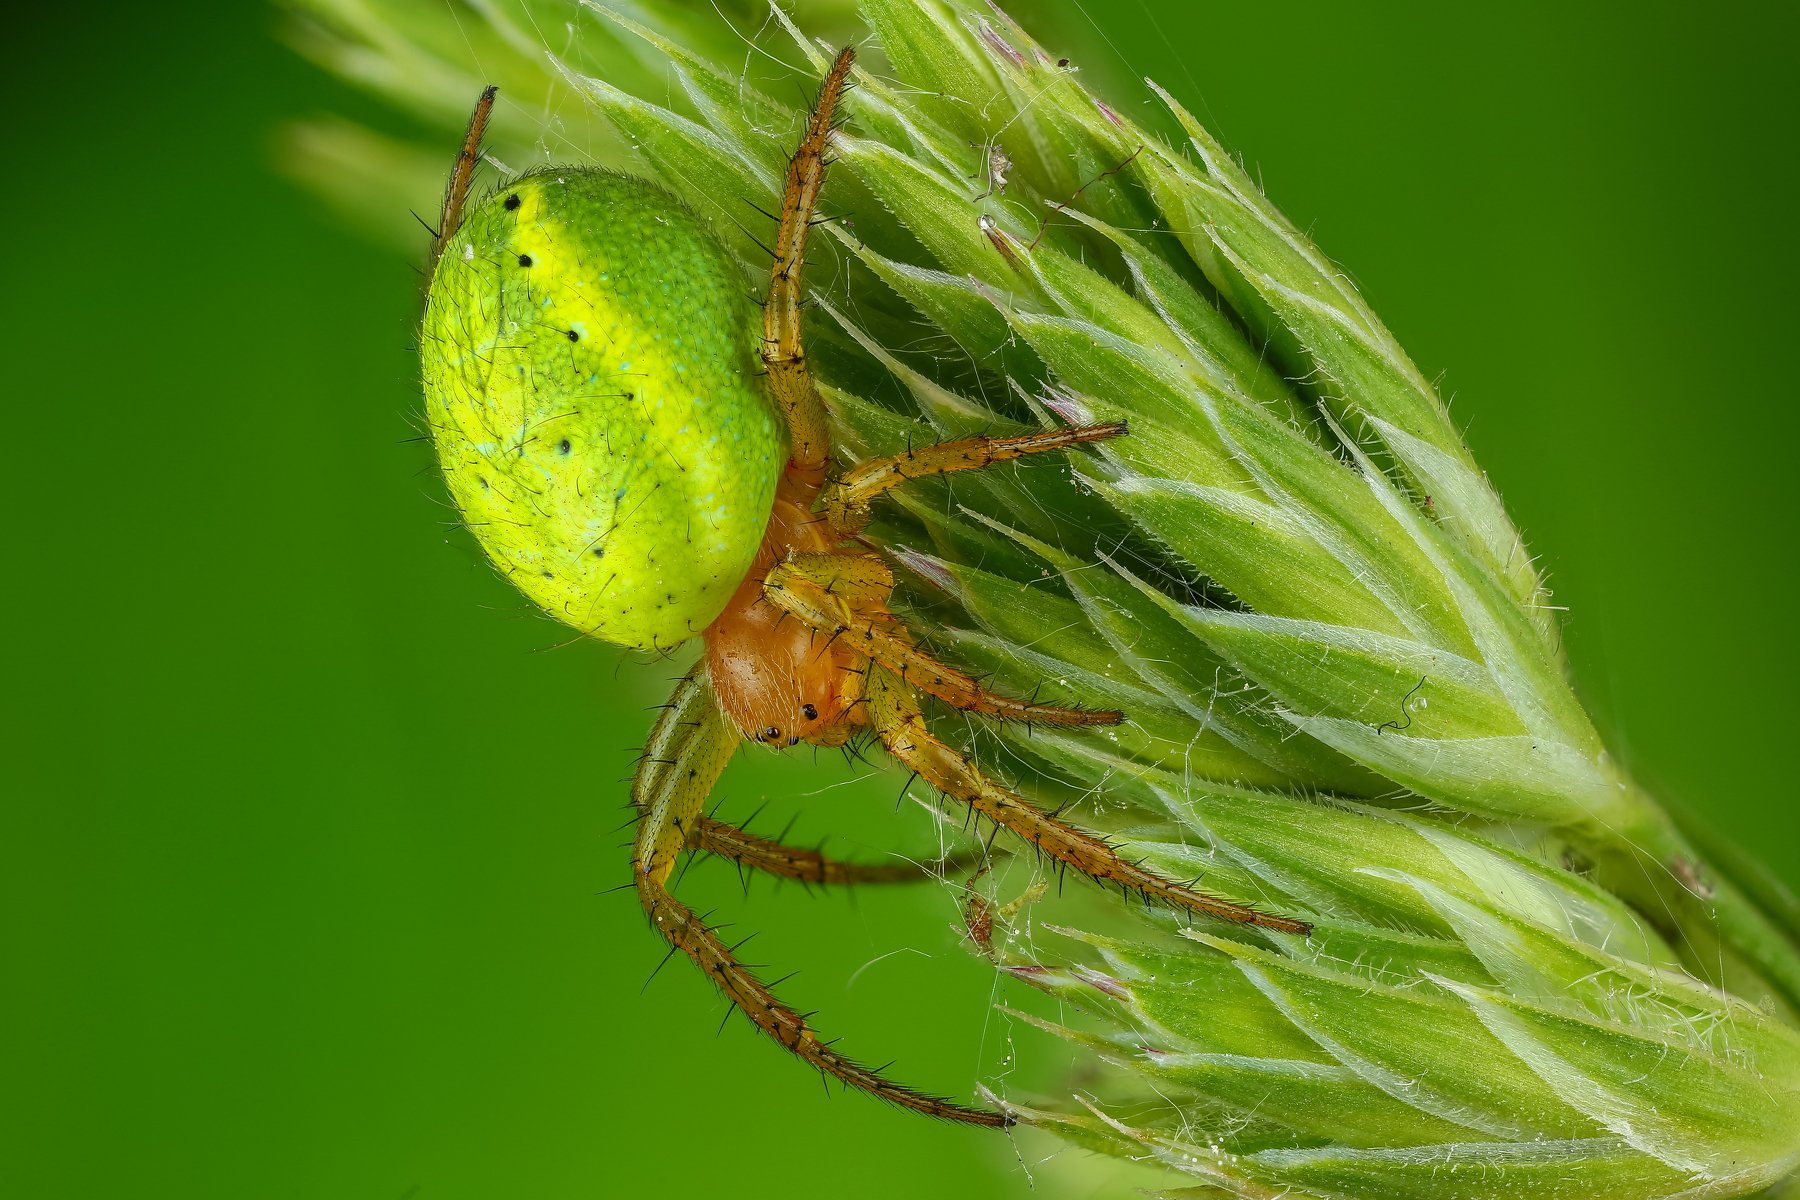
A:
765,552,1122,727
632,661,1008,1126
862,667,1311,935
426,85,497,281
764,46,856,474
634,663,742,919
822,423,1127,533
692,814,979,885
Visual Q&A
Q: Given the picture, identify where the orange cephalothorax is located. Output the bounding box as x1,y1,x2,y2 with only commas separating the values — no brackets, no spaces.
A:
704,480,861,747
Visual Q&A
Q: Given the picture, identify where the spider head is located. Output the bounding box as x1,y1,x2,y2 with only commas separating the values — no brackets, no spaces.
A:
708,580,859,750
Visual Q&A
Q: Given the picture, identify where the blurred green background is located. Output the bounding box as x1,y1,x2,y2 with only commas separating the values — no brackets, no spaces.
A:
8,1,1797,1197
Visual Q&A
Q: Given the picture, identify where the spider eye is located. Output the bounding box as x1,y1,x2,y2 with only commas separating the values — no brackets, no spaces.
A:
763,726,781,742
801,703,819,721
787,735,800,746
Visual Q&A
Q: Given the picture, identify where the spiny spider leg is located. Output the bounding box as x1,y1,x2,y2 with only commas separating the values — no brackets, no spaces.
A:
765,552,1123,727
427,85,496,281
693,814,978,886
763,46,855,474
823,422,1128,533
633,662,1008,1126
863,669,1312,935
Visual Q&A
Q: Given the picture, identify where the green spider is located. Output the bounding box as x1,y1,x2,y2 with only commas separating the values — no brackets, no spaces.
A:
418,49,1306,1126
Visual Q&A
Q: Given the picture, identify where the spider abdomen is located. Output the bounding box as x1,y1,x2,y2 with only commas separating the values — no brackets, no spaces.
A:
421,169,784,651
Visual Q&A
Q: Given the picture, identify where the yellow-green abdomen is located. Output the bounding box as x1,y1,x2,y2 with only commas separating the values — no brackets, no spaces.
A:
421,170,783,651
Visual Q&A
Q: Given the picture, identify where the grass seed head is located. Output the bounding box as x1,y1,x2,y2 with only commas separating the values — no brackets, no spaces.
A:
288,1,1800,1194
